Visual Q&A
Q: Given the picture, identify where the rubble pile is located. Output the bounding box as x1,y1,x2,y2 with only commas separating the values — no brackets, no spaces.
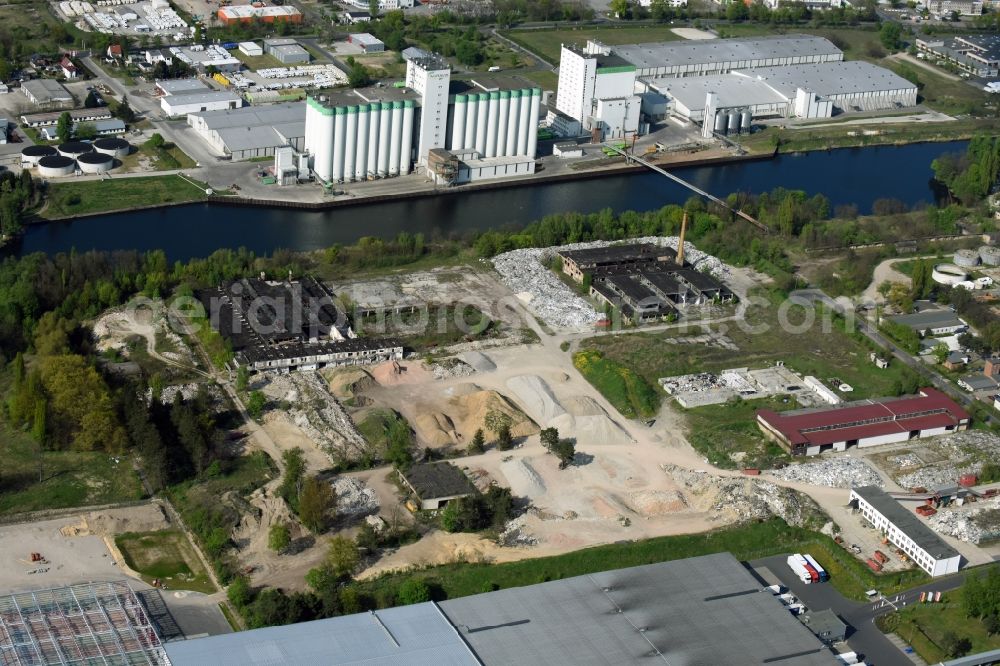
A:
332,477,379,517
891,431,1000,489
146,382,224,407
929,499,1000,544
498,516,538,547
491,236,732,330
771,458,883,489
429,358,477,380
262,372,368,461
665,465,824,528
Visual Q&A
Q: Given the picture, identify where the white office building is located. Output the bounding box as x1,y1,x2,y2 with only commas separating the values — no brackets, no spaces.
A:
850,486,961,577
555,43,640,140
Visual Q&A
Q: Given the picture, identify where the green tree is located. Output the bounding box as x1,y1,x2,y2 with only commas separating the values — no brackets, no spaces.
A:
246,390,266,419
398,578,431,605
880,22,903,51
84,90,101,108
369,0,379,17
75,122,97,140
941,631,971,658
496,424,513,451
116,95,136,123
540,427,559,451
467,428,485,455
552,439,576,469
609,0,630,17
268,522,291,552
145,133,166,150
355,521,380,553
236,365,250,392
933,343,950,365
298,475,335,533
324,535,359,579
56,112,72,143
484,409,512,436
279,447,306,510
227,575,254,607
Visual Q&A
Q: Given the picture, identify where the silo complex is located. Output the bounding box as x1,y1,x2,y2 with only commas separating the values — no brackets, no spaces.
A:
302,55,542,183
980,246,1000,266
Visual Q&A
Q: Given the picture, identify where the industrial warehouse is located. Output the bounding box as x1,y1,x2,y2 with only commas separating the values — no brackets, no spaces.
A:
162,553,837,665
757,388,970,456
201,275,402,372
553,35,917,141
557,242,733,323
304,53,541,185
849,486,962,577
187,102,305,160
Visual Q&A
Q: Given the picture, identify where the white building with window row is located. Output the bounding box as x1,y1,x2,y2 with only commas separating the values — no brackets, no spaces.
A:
850,486,961,577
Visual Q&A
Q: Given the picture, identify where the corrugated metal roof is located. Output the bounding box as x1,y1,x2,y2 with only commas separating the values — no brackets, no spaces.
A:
163,603,479,665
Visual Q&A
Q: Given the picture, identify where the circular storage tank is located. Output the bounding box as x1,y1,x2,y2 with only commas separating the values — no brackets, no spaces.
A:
954,248,981,267
37,155,76,178
20,145,57,166
57,141,93,158
713,113,727,134
93,137,130,159
980,245,1000,266
932,263,970,286
76,151,113,174
727,112,740,133
740,111,752,133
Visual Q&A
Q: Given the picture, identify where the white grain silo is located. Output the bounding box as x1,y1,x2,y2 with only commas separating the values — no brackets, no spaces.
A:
464,94,478,149
355,104,369,181
505,90,521,157
388,101,403,176
304,98,316,169
313,102,334,183
475,93,488,154
332,106,347,183
517,89,531,156
367,102,381,178
496,90,510,158
451,94,467,151
527,88,540,158
343,105,357,181
485,91,499,157
377,102,392,177
399,100,414,175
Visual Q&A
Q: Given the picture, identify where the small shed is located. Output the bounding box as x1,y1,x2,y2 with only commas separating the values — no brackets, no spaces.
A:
553,142,583,158
800,609,847,644
399,462,477,511
349,33,385,54
238,42,263,57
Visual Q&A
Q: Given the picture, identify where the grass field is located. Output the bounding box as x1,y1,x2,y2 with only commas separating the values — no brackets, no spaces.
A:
0,0,84,55
0,423,144,515
121,141,197,173
877,600,999,663
504,25,683,64
116,530,216,593
41,175,210,219
573,349,660,419
356,518,926,604
231,50,285,70
577,291,921,465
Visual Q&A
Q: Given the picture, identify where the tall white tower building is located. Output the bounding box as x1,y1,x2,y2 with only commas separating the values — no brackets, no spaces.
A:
406,53,451,166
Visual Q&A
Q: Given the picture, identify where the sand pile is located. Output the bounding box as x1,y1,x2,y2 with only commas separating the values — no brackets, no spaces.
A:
627,490,689,516
501,458,547,497
506,375,566,424
322,367,376,401
411,385,538,447
549,413,633,446
414,412,458,446
460,351,496,373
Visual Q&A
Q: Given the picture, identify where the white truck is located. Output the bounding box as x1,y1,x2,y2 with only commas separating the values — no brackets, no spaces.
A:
786,554,815,584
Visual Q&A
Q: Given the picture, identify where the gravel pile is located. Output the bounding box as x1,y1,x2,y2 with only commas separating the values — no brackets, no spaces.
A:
929,500,1000,544
332,477,379,517
429,359,476,380
770,458,883,489
491,236,732,330
893,431,1000,490
498,516,538,547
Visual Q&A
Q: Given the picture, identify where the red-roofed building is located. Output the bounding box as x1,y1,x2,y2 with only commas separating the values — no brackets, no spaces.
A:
757,388,970,456
107,44,123,59
60,56,78,79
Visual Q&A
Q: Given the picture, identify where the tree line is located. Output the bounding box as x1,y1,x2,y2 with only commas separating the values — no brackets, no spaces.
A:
932,137,1000,206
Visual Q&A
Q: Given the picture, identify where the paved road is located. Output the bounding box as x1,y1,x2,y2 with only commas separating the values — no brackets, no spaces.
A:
752,554,981,666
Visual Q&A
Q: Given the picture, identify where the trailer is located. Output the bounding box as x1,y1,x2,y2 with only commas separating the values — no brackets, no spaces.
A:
873,550,889,564
786,554,813,584
802,554,829,582
866,558,883,572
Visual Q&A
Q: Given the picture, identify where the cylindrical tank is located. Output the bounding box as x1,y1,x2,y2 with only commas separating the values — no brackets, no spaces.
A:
304,97,317,169
20,145,57,166
713,112,727,135
954,249,980,267
343,106,357,182
332,106,346,183
76,151,114,173
464,95,477,150
727,112,740,134
313,103,334,183
517,90,531,156
355,105,369,181
57,141,93,158
485,91,500,158
451,95,466,151
475,93,489,155
932,263,970,286
93,137,130,159
388,101,403,176
377,103,392,177
527,88,540,159
37,155,76,177
366,102,380,178
740,111,752,134
505,90,521,157
399,100,414,175
495,91,510,158
980,245,1000,266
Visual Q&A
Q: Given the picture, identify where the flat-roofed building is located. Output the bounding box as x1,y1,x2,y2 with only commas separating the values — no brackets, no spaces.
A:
850,485,961,576
399,462,477,510
917,34,1000,77
21,79,73,106
890,309,968,336
20,108,112,127
188,101,305,159
757,387,970,456
161,90,242,117
349,32,384,53
558,243,673,282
